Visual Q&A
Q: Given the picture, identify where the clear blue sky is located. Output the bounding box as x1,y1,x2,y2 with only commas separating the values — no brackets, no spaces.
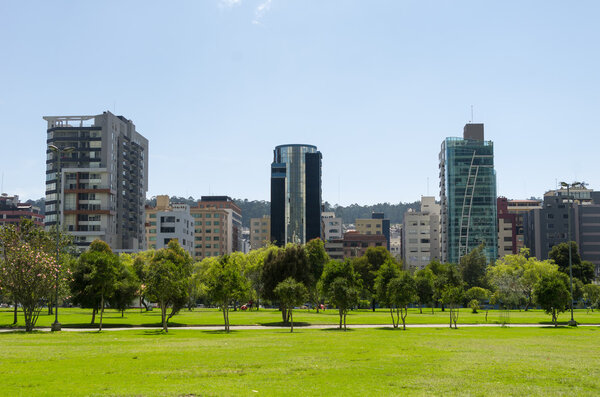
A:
1,1,598,205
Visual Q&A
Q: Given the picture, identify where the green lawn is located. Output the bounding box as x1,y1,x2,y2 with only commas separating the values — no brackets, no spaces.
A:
0,327,598,396
1,307,600,329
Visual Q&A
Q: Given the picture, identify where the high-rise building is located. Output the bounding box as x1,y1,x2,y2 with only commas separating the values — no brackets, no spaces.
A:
270,144,322,246
439,123,497,264
44,112,148,251
402,196,441,270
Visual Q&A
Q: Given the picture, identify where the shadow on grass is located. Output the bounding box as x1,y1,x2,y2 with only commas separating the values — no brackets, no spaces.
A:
320,327,356,332
375,326,409,331
259,321,311,327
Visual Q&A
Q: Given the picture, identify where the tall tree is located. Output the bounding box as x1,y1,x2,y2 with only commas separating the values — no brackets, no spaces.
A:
110,256,140,317
548,242,595,284
534,272,571,327
353,246,396,311
440,286,464,329
203,255,249,332
144,240,193,332
321,260,361,330
414,268,435,314
459,244,489,289
261,244,310,321
386,272,417,330
305,238,329,312
77,240,120,331
374,260,402,324
0,222,61,332
274,277,308,332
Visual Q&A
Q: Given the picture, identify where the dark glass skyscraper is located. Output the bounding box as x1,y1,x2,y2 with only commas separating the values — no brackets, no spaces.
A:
271,144,322,246
439,124,497,264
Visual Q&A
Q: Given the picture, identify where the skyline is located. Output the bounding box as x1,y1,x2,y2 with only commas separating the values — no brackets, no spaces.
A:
1,1,599,205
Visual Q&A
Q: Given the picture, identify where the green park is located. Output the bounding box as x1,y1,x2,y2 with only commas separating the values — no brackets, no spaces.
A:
1,221,600,395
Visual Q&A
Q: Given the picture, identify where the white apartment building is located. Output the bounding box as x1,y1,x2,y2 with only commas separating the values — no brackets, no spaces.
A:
402,196,440,270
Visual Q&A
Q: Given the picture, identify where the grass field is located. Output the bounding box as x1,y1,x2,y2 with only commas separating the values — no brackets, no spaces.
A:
0,327,599,396
1,307,599,329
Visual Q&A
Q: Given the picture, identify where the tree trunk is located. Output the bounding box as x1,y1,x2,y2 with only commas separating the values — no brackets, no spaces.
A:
402,307,407,330
48,305,53,315
372,299,376,312
553,308,557,328
223,305,228,332
13,302,18,325
449,307,453,329
99,294,105,332
121,309,124,318
162,302,168,332
339,309,343,329
91,307,96,324
290,309,294,333
419,303,422,314
281,306,287,323
343,313,347,331
389,308,396,328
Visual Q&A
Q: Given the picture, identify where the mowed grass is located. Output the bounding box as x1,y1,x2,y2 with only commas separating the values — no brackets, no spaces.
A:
0,327,599,396
1,307,600,329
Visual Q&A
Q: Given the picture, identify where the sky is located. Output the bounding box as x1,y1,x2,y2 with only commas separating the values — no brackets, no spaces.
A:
1,1,599,206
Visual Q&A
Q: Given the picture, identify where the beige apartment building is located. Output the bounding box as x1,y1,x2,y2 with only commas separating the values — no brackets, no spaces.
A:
355,218,383,236
402,196,441,270
250,215,271,249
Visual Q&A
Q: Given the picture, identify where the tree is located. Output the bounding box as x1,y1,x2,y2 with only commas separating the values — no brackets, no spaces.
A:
583,284,600,312
144,240,193,332
534,272,571,327
353,246,396,311
109,256,140,317
464,287,490,314
321,260,361,330
440,286,463,329
386,273,417,330
426,261,462,311
549,242,595,284
204,255,249,332
274,277,308,332
305,238,329,312
459,244,489,289
77,240,120,331
414,268,435,314
261,244,310,322
487,262,524,312
374,260,402,326
0,224,61,332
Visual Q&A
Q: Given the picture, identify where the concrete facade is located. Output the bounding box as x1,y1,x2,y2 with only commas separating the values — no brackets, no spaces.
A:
250,215,271,249
402,196,440,270
44,112,148,251
322,211,342,241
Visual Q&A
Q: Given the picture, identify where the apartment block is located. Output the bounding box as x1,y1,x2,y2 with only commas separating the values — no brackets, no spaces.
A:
402,196,440,270
322,211,342,241
342,231,387,258
190,204,230,260
355,212,390,249
197,196,242,253
145,196,194,256
250,215,271,249
44,112,148,251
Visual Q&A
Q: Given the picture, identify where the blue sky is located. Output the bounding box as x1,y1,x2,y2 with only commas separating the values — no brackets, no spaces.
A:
1,1,598,205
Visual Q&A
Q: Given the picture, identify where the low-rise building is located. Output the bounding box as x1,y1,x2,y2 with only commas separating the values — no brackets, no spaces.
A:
145,196,194,256
0,194,44,227
322,211,342,241
402,197,440,270
342,231,387,258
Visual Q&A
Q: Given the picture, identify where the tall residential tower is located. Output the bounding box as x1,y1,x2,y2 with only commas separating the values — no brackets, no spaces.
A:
44,111,148,251
270,144,322,246
439,124,497,264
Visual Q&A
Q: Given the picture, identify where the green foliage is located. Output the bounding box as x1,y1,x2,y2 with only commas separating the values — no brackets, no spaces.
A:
203,255,250,332
583,284,600,311
353,247,396,309
459,244,489,289
468,299,480,314
374,260,401,306
144,240,193,332
274,277,308,332
464,287,490,306
386,272,417,329
0,221,62,332
75,239,120,331
321,260,361,330
109,257,140,317
261,244,311,321
440,286,464,328
414,268,435,312
534,272,571,327
548,242,595,284
305,238,329,310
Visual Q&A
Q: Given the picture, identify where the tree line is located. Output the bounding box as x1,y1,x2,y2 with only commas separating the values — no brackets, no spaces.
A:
1,220,599,333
